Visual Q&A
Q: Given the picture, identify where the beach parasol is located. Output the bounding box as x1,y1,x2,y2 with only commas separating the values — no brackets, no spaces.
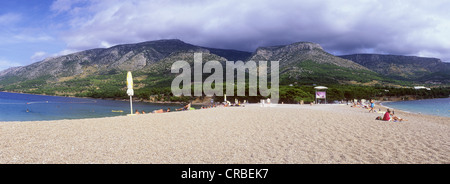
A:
126,71,134,115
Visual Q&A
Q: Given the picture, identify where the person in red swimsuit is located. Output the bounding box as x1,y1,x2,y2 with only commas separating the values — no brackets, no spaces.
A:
383,109,407,122
383,109,391,121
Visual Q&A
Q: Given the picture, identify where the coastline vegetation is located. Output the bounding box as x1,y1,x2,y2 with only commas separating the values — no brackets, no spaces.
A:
1,70,448,104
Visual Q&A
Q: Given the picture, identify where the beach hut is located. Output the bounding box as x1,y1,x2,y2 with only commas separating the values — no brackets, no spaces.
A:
314,86,328,104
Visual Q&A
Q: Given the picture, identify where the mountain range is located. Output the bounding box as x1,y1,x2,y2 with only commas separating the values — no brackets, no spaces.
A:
339,54,450,84
0,39,448,97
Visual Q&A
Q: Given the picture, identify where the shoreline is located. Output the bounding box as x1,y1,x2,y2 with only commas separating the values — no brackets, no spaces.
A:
1,103,448,123
0,91,212,105
3,90,449,107
2,101,448,123
379,98,449,118
1,91,449,122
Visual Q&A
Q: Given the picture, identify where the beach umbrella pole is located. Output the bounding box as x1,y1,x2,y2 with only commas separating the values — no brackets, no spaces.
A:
130,96,133,114
126,71,134,115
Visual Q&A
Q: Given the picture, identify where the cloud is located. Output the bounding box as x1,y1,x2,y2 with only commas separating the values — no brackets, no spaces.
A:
0,59,21,72
30,49,82,63
13,34,54,43
50,0,89,14
52,0,450,61
30,51,48,62
0,13,21,25
55,49,79,56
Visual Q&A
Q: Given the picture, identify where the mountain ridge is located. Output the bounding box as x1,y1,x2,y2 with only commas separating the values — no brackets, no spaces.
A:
0,39,448,98
0,39,251,80
339,54,450,84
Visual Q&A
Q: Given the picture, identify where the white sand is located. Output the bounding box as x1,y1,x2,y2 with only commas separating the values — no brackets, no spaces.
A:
1,104,449,164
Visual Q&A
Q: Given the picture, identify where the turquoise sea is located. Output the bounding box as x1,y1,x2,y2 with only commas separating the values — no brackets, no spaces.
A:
382,98,450,117
0,92,189,121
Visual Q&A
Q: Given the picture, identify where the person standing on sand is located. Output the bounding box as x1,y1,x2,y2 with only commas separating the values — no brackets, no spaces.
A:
369,100,375,113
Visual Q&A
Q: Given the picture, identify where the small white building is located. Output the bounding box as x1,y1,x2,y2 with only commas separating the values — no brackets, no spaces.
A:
414,86,426,90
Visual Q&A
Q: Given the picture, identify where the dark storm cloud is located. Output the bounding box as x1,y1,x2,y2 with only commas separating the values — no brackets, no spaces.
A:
54,0,450,61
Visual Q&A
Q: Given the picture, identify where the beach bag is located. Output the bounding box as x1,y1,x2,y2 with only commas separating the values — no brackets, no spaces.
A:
375,116,382,120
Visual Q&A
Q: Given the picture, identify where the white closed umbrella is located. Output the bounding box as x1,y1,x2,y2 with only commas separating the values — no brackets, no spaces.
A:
126,71,134,115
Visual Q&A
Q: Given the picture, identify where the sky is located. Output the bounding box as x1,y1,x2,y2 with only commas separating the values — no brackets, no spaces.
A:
1,0,449,71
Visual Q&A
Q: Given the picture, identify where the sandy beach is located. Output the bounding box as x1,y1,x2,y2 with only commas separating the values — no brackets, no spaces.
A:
1,104,449,164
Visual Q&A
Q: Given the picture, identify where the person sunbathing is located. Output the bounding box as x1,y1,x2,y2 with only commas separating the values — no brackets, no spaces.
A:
175,104,190,111
383,109,407,122
391,111,407,122
153,109,164,113
391,116,407,122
